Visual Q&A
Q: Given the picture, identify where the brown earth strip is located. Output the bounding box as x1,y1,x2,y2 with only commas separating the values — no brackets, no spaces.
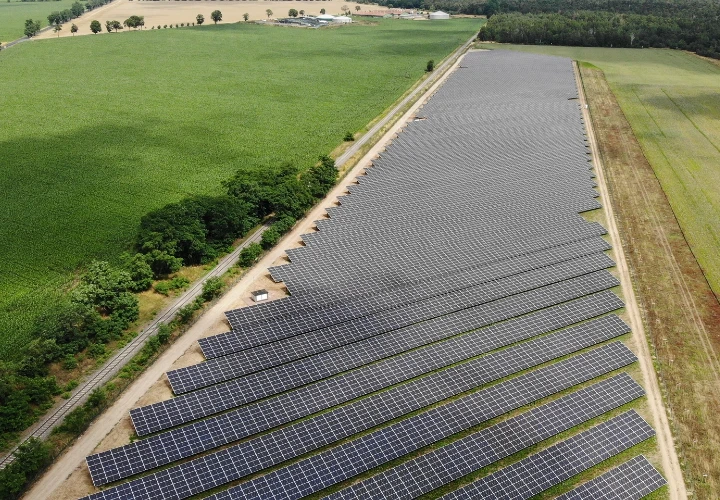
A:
580,65,720,499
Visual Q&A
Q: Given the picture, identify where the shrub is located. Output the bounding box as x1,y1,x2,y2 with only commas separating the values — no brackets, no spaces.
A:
238,242,262,267
426,59,435,72
163,24,167,28
260,227,281,250
62,354,78,370
201,277,224,302
87,342,106,359
177,303,198,324
0,438,52,499
343,131,355,141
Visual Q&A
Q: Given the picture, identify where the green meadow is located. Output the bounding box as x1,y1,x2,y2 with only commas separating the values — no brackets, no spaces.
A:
481,44,720,301
0,0,78,42
0,19,481,358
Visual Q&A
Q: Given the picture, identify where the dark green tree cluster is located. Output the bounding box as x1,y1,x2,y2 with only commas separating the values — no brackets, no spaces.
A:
479,10,720,56
0,261,142,450
0,438,52,500
23,19,41,37
123,15,144,29
358,0,720,57
138,155,338,271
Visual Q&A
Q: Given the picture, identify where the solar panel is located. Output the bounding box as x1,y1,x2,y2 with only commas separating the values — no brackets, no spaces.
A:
199,348,640,500
84,343,637,499
211,230,610,357
168,255,615,395
326,373,644,500
215,226,608,356
133,282,622,437
89,313,628,485
440,410,656,500
555,455,667,500
82,49,653,500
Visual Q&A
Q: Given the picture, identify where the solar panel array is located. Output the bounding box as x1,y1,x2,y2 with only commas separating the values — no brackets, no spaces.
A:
81,50,666,499
556,455,667,500
440,410,656,500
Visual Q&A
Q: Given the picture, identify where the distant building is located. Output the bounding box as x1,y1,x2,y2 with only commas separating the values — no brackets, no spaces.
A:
333,16,353,24
429,11,450,19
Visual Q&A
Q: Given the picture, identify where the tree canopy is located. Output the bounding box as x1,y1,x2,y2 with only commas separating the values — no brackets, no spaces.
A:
211,10,222,24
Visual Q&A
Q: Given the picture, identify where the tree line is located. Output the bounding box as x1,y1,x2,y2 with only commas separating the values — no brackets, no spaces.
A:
23,0,113,37
353,0,720,58
0,154,338,496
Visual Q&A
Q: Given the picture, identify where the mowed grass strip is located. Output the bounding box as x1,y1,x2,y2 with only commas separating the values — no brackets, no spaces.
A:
0,19,481,358
0,0,78,42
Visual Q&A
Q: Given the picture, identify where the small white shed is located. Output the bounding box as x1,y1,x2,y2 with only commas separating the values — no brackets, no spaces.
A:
317,14,335,21
333,16,353,23
251,289,269,302
429,10,450,19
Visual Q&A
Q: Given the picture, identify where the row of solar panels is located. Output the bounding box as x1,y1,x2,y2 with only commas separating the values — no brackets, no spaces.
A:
82,50,666,499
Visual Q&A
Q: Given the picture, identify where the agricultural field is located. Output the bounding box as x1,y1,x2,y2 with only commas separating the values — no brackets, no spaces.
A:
0,0,78,42
0,19,482,359
34,0,371,40
479,44,720,497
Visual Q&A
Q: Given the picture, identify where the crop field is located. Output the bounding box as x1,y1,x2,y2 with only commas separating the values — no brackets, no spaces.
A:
0,19,482,358
480,45,720,301
0,0,78,42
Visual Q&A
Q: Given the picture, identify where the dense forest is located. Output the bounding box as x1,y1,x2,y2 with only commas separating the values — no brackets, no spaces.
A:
358,0,720,58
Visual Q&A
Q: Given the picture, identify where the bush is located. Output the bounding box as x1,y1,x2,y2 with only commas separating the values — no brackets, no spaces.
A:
176,303,199,324
426,59,434,72
121,253,154,292
343,131,355,141
0,438,52,499
87,342,106,359
238,242,262,267
62,354,78,370
154,276,190,296
201,277,224,302
260,227,281,250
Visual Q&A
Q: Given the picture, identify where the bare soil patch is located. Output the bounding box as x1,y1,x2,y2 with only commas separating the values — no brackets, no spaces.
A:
581,65,720,499
36,0,372,39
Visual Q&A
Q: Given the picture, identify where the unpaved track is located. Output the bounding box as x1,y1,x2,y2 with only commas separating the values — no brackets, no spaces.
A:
574,62,686,499
23,49,469,500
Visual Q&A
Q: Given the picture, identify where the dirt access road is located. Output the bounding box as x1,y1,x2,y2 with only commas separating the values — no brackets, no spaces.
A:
24,47,469,500
574,62,686,499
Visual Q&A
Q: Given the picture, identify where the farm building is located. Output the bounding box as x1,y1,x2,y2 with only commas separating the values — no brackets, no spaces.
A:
333,16,353,23
429,11,451,19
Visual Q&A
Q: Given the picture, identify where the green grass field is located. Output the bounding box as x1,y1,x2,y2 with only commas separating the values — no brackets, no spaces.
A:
0,19,482,358
0,0,77,42
480,44,720,301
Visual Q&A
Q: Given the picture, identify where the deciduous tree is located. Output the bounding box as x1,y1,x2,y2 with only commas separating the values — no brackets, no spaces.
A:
90,19,101,33
71,23,78,35
24,19,41,37
196,13,204,25
288,8,298,17
266,8,273,18
211,9,222,23
243,12,249,21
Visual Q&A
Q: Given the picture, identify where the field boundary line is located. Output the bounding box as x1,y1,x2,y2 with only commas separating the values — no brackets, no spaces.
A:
23,36,473,500
574,61,687,500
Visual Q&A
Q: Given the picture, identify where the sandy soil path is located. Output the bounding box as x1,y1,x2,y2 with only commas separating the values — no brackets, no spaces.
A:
23,48,467,500
573,61,687,499
36,0,372,39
